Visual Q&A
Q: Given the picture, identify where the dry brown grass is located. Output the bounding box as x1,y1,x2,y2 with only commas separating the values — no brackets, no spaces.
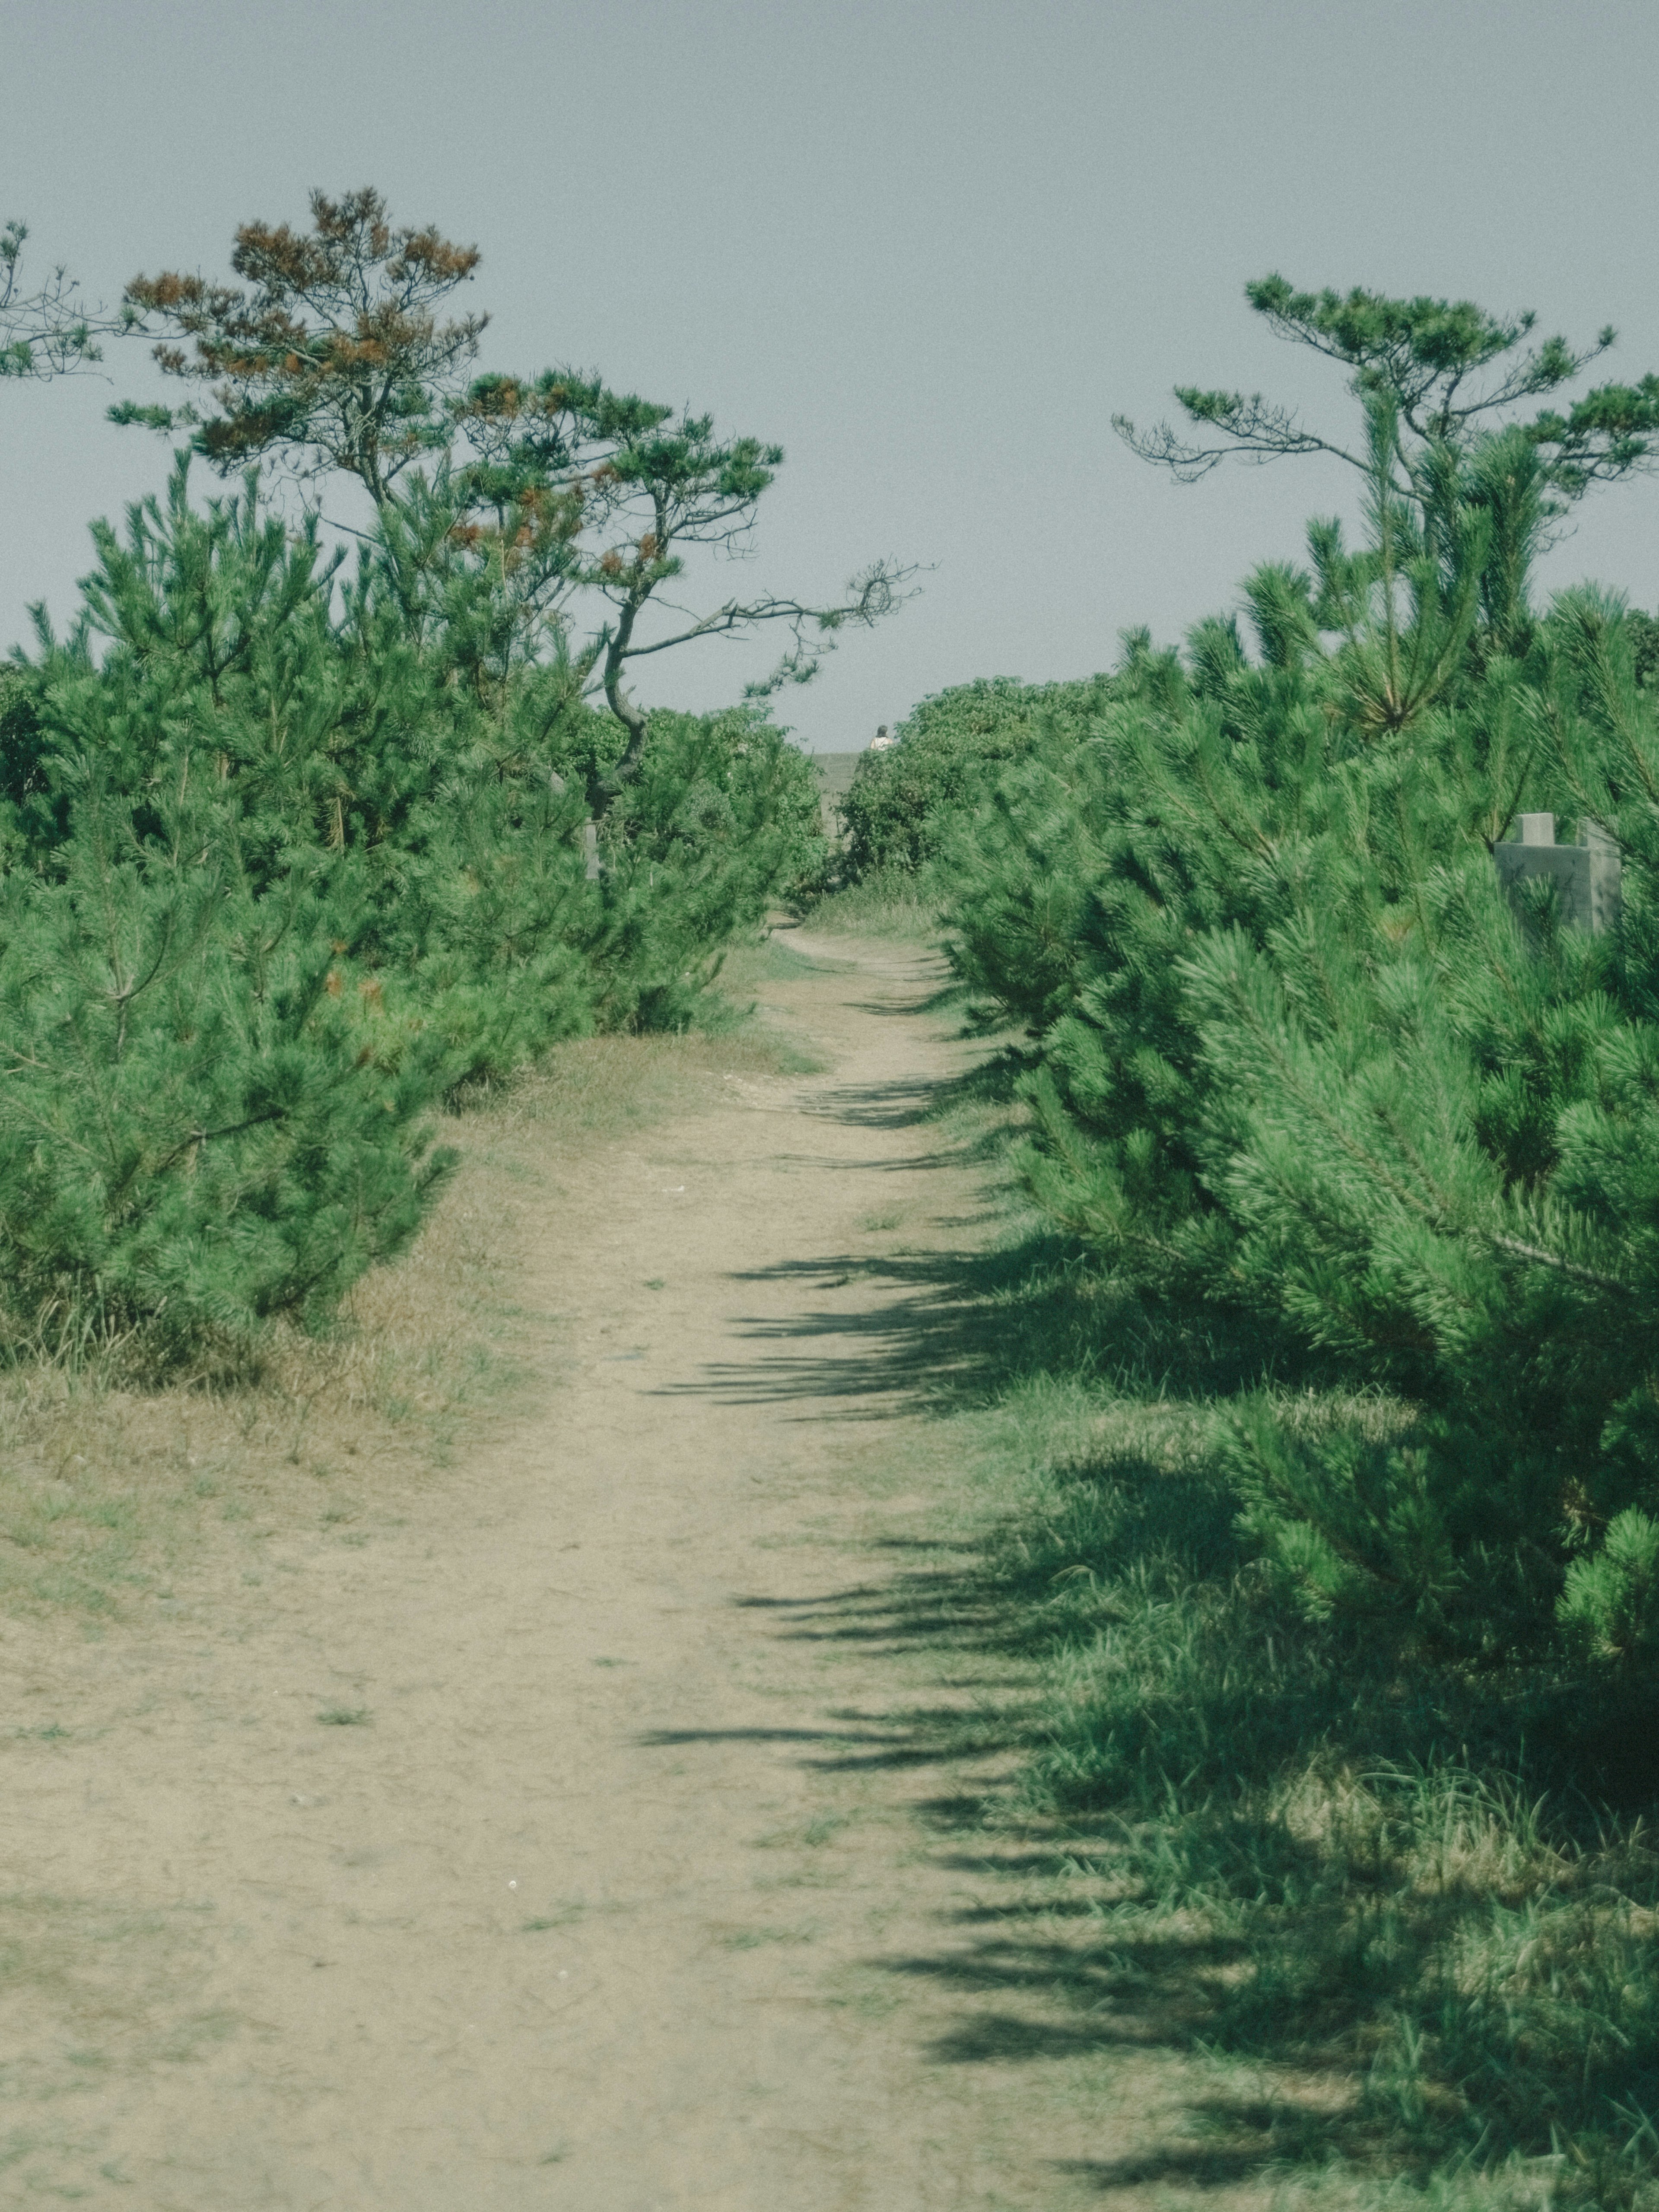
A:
0,1017,810,1622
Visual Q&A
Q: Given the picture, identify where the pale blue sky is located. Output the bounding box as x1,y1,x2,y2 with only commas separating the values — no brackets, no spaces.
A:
4,0,1659,748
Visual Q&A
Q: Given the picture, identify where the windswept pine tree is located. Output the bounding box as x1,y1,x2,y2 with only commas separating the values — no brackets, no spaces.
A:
116,187,912,817
0,186,895,1362
943,279,1659,1676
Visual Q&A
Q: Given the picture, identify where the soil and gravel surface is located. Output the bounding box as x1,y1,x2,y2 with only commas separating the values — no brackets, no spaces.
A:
0,933,1209,2209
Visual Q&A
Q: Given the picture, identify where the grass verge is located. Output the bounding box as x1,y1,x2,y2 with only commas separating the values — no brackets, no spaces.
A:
816,1064,1659,2211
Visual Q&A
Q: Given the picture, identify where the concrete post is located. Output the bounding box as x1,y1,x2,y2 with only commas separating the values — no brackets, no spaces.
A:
1494,816,1621,934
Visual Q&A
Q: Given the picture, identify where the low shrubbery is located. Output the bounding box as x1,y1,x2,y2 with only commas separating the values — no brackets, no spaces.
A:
947,570,1659,1692
0,466,827,1364
837,672,1112,881
0,182,911,1367
938,399,1659,1694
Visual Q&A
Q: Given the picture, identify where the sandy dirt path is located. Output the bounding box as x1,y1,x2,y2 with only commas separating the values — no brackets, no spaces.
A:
0,934,1195,2209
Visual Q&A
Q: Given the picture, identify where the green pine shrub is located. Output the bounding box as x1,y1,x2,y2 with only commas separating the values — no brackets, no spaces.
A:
940,416,1659,1675
590,702,828,1030
0,781,453,1362
838,672,1112,880
1559,1506,1659,1667
0,462,827,1358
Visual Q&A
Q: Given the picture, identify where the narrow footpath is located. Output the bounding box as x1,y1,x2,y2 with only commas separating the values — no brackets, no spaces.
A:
1,934,1203,2210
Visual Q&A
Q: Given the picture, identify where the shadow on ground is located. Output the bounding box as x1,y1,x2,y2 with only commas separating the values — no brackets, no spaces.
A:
658,1043,1316,1422
640,1048,1659,2205
648,1006,1659,2204
634,1457,1403,2200
635,1079,1408,2198
654,1231,1309,1421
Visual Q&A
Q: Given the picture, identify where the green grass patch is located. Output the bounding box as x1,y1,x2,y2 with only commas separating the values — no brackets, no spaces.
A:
801,866,944,939
836,1065,1659,2210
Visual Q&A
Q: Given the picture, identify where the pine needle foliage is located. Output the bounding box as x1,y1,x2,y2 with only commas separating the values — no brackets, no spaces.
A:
0,458,828,1363
943,388,1659,1679
115,188,913,818
838,673,1113,880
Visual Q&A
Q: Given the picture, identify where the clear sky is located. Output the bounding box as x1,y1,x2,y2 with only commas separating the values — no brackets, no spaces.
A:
4,0,1658,749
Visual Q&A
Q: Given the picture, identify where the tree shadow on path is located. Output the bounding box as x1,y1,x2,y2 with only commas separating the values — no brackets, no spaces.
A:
637,1158,1391,2197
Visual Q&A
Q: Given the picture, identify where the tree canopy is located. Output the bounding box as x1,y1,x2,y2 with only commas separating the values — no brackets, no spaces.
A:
115,187,912,807
117,188,485,503
1115,273,1659,515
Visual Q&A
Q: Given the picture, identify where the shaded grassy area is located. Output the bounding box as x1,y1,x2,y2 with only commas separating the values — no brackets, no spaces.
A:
707,1056,1659,2210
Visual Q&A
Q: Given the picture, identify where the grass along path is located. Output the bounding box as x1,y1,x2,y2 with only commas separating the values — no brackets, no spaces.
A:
1,930,1292,2211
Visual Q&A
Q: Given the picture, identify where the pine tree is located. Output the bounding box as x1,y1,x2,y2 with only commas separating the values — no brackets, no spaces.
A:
0,448,833,1360
1,219,127,385
116,188,913,814
0,746,453,1359
945,363,1659,1672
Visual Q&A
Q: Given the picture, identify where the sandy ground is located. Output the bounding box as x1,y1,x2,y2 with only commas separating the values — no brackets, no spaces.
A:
0,933,1218,2210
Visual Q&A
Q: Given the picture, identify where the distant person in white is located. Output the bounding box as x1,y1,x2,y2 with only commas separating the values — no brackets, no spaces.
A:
870,724,896,751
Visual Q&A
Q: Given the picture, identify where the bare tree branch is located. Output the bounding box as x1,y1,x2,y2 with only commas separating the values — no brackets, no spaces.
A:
1,221,130,382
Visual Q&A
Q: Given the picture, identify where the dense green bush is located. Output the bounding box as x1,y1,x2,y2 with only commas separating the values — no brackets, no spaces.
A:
941,422,1659,1678
837,672,1111,878
0,788,453,1358
593,702,829,1027
0,465,827,1359
903,307,1659,2211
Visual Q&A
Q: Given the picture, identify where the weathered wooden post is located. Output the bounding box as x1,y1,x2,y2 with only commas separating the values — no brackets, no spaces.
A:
1494,814,1621,934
